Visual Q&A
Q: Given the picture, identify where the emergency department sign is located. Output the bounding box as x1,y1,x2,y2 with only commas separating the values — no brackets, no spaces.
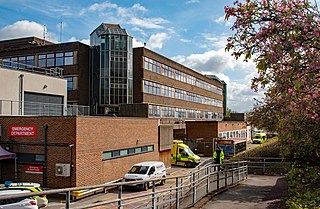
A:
8,126,37,137
25,165,43,174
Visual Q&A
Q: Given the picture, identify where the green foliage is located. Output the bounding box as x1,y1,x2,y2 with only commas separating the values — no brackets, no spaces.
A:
235,138,281,158
286,164,320,209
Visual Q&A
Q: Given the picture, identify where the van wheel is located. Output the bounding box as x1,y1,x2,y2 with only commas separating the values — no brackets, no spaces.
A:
160,177,166,186
143,182,149,191
186,162,193,168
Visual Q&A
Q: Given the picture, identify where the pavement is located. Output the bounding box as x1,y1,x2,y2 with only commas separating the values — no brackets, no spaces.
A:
192,175,287,209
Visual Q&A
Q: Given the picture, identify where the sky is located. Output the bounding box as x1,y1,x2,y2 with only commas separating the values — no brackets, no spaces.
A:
0,0,264,112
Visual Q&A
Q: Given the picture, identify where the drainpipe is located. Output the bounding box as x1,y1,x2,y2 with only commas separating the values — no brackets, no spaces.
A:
18,74,24,115
69,144,74,188
43,124,48,188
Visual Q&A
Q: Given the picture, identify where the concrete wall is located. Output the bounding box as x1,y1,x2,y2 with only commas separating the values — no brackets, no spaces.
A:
159,124,173,151
0,67,67,115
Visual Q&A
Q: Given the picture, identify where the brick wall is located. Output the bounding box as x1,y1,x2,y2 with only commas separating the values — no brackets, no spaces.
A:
0,116,160,188
186,121,219,140
218,121,247,132
75,117,159,186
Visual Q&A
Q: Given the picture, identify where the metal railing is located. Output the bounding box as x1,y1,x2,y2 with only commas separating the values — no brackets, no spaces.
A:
232,157,291,175
0,59,64,77
0,100,90,116
0,161,248,209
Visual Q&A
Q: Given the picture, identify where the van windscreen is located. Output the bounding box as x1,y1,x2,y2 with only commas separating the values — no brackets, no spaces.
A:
128,166,149,174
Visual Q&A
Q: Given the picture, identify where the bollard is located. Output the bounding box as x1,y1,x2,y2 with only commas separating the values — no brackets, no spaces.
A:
118,185,122,209
206,167,210,194
225,165,228,190
65,191,70,209
217,164,220,192
176,177,179,209
192,172,196,204
152,180,156,209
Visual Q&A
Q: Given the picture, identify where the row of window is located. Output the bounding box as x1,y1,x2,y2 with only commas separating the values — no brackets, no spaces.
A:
144,57,223,95
218,130,248,139
38,52,74,67
143,80,223,107
102,145,154,160
148,104,224,120
2,51,75,69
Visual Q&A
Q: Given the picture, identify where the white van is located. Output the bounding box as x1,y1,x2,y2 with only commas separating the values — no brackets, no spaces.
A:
123,161,166,190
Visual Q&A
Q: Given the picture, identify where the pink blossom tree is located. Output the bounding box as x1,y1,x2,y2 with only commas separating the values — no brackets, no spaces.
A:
225,0,320,206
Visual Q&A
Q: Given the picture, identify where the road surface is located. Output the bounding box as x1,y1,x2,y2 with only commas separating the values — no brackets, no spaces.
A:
194,175,287,209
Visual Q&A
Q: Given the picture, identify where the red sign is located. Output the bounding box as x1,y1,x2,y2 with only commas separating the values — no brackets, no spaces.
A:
9,126,37,137
25,165,43,174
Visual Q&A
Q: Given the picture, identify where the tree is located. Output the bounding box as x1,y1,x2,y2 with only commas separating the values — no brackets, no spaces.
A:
225,0,319,163
225,1,320,206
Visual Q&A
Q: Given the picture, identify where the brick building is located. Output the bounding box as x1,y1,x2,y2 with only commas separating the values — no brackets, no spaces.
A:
0,37,90,107
120,47,225,123
184,120,250,156
0,116,159,188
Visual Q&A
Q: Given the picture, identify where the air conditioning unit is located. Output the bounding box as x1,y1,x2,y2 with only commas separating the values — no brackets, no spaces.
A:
55,163,71,177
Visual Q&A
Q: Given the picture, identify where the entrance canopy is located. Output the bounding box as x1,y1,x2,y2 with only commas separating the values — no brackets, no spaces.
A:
0,146,16,160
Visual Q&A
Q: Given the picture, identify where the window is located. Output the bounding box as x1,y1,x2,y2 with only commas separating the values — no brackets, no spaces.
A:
55,53,64,66
26,56,35,67
120,149,128,156
38,54,46,68
37,51,75,68
148,105,160,117
103,152,112,160
143,80,160,95
135,147,142,154
102,145,154,160
46,53,55,67
64,52,74,65
144,57,160,73
66,77,77,91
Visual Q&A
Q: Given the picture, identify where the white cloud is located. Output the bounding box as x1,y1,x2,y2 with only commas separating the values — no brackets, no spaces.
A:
133,38,145,48
88,1,117,12
186,0,200,4
172,48,255,74
68,36,89,45
79,1,169,30
147,33,170,49
0,20,57,42
131,27,148,37
214,15,236,27
201,33,228,49
131,3,148,12
128,17,168,29
172,47,259,112
180,38,191,43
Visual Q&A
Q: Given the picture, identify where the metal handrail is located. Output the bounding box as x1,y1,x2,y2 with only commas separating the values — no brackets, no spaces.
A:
0,161,248,209
0,59,64,77
0,99,90,116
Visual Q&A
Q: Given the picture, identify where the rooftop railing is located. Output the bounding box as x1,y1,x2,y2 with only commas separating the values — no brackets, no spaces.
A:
0,59,64,77
0,100,90,116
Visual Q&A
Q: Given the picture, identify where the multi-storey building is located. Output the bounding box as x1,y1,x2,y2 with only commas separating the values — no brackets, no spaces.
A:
120,47,225,124
0,37,90,107
90,23,133,114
